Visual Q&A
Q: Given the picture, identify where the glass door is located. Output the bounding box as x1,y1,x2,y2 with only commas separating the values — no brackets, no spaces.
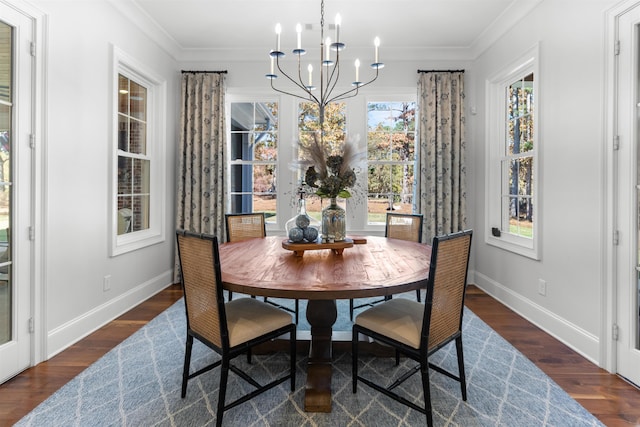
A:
0,20,11,348
0,4,33,383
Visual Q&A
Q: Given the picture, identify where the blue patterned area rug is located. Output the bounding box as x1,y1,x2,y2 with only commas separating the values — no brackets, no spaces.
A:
16,297,603,426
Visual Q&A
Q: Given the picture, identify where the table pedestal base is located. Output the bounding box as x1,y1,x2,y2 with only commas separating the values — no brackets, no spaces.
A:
304,299,337,412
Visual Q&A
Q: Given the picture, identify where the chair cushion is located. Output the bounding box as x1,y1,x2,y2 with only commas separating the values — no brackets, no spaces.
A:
226,297,293,347
355,298,423,349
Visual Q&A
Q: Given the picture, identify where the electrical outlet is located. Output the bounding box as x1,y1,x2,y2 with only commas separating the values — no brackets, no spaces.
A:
538,279,547,296
103,275,111,292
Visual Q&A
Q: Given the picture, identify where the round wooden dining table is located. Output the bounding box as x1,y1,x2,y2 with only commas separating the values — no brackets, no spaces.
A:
219,235,431,413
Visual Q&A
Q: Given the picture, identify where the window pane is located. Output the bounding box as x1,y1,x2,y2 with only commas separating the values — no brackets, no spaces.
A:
131,195,150,231
506,157,533,197
254,194,276,223
298,101,346,159
117,156,132,194
129,119,146,154
118,75,129,114
118,115,129,151
129,80,146,121
254,132,277,161
133,158,150,194
368,130,391,160
254,102,278,131
253,164,276,194
230,164,250,192
507,74,534,156
391,132,415,161
391,164,415,200
0,24,11,104
368,164,392,195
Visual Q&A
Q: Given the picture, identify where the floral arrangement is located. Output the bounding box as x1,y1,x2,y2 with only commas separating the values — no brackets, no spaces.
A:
300,134,360,199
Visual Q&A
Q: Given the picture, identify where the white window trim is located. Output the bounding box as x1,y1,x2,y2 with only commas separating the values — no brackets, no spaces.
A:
110,45,167,256
485,43,540,259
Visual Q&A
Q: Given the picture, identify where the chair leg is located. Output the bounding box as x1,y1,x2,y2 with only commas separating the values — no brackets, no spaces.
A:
216,357,230,427
416,289,421,302
295,299,299,325
228,290,233,301
349,299,354,321
456,336,467,401
290,329,297,391
395,349,400,366
352,328,358,393
181,335,193,398
421,360,433,427
246,347,252,364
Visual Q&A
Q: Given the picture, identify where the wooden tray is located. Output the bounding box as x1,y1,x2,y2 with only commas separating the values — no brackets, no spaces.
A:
282,238,354,256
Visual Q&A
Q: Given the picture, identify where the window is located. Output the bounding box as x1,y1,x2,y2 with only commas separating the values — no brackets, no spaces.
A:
117,74,149,235
229,101,278,223
226,95,416,233
486,46,539,259
111,47,166,256
297,101,346,220
366,101,416,224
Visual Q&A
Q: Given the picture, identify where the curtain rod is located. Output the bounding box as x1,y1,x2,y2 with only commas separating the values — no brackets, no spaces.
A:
417,69,465,73
181,70,228,74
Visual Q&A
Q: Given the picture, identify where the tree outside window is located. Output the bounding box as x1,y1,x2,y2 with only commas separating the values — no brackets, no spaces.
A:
297,101,346,220
503,73,534,238
367,101,416,223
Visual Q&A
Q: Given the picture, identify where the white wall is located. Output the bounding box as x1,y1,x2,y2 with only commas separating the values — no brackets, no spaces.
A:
31,0,180,357
471,0,617,363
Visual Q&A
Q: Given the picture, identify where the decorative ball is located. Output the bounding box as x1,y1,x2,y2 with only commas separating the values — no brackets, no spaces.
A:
303,226,319,242
295,214,311,229
288,227,304,242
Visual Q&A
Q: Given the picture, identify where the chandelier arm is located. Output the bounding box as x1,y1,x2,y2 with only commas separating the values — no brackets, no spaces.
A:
275,56,320,104
323,58,341,105
270,78,317,103
326,70,380,104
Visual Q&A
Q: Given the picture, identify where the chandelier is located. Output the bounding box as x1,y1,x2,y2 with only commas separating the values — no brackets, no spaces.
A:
265,0,383,130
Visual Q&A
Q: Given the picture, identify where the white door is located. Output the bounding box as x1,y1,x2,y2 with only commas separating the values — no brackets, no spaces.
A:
0,3,34,383
616,4,640,387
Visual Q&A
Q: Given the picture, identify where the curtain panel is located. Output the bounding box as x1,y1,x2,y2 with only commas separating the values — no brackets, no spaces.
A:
175,72,227,279
416,71,467,242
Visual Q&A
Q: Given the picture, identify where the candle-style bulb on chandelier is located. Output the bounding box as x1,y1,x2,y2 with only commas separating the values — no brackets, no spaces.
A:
266,0,384,121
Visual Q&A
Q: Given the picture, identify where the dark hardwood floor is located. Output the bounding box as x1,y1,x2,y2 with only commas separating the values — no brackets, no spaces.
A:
0,284,638,426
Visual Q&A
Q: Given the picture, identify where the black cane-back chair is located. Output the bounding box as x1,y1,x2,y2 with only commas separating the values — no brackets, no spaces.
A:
225,212,300,323
352,229,472,426
176,230,296,427
349,213,424,320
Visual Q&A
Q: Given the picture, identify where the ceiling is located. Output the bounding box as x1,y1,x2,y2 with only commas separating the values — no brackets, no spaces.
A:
112,0,542,61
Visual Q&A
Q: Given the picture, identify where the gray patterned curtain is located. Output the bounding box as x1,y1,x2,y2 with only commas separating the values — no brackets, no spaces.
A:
415,71,467,243
175,72,227,278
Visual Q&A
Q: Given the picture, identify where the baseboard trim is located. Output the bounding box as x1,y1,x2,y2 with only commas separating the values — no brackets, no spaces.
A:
47,270,173,359
473,272,600,364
